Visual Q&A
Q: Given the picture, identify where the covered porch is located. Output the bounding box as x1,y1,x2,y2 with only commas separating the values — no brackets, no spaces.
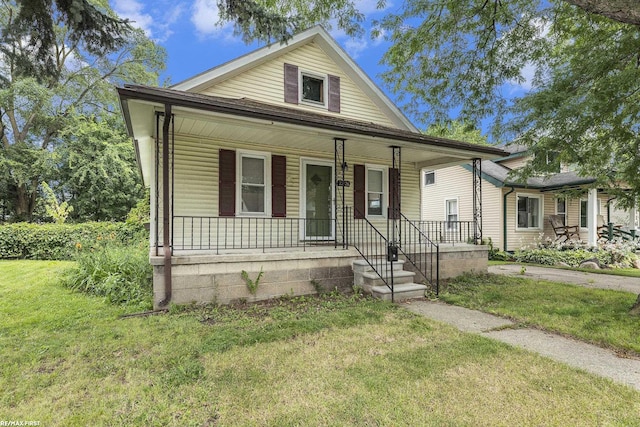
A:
118,85,505,307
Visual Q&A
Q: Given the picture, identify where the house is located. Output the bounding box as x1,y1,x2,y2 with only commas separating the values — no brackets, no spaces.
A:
117,26,506,308
421,144,639,251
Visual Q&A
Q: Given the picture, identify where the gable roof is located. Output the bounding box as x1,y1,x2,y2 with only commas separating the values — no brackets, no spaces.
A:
170,25,418,132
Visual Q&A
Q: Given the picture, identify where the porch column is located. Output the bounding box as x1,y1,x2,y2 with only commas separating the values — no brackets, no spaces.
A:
472,158,482,245
629,205,637,231
587,188,598,246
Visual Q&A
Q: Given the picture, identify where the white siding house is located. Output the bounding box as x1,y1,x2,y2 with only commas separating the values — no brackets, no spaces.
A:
422,145,638,251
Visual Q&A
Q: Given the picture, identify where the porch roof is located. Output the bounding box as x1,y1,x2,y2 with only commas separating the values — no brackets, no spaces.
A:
469,159,596,190
118,84,506,158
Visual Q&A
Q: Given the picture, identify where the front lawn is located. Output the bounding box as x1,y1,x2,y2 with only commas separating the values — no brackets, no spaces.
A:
442,273,640,356
2,261,640,425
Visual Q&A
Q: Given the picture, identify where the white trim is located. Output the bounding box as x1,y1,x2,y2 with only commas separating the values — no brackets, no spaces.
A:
365,164,388,219
299,69,328,108
423,170,435,186
555,196,567,225
170,26,418,132
445,197,459,229
579,197,601,230
515,192,543,231
236,149,271,217
300,158,335,240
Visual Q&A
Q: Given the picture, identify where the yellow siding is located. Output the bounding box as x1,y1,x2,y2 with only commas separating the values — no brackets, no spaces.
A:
421,165,502,247
154,134,422,248
200,42,397,128
499,156,528,170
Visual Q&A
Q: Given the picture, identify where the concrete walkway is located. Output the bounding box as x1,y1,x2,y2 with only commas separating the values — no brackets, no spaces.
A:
402,265,640,391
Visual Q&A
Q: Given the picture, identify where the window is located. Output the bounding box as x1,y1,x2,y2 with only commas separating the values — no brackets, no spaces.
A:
424,170,435,186
516,194,542,229
556,198,567,225
366,167,385,217
445,198,458,229
301,73,326,105
238,151,269,215
580,198,601,228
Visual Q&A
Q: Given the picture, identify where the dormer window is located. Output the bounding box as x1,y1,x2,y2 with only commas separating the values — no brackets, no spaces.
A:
301,73,325,104
284,63,340,112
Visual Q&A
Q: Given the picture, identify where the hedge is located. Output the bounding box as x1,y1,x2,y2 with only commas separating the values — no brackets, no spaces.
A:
0,222,147,260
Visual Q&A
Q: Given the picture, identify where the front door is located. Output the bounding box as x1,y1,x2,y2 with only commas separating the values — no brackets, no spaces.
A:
302,160,334,240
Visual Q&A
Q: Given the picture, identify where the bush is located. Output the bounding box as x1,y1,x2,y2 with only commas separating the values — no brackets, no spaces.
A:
513,239,639,268
0,222,146,260
61,242,153,310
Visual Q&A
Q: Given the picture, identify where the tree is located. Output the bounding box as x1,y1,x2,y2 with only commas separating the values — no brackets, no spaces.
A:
57,114,144,221
1,0,132,84
370,0,640,208
424,120,490,146
0,1,165,221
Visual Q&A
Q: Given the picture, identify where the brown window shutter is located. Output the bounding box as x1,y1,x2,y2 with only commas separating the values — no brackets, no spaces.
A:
272,155,287,217
219,149,236,217
388,168,400,219
353,164,365,219
328,75,340,113
284,63,299,104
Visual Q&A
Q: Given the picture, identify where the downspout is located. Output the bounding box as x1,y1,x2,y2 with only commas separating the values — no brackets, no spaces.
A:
159,104,172,307
503,187,515,252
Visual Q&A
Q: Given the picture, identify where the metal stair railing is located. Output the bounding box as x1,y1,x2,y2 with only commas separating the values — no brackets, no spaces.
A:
398,213,440,295
347,206,394,299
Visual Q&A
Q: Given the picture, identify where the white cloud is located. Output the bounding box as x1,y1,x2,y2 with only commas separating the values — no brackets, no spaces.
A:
190,0,234,39
113,0,154,37
354,0,392,15
506,17,551,92
344,38,368,59
112,0,184,42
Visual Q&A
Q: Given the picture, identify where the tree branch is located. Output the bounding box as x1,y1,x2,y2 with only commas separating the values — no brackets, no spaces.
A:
564,0,640,26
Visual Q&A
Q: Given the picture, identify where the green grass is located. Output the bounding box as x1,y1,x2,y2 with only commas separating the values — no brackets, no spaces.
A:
2,260,640,426
442,273,640,355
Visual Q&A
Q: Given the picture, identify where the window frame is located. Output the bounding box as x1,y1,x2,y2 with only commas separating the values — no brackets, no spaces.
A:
299,70,328,107
236,150,271,217
555,197,567,226
365,164,387,219
579,198,601,229
445,198,459,230
423,170,435,186
515,193,543,231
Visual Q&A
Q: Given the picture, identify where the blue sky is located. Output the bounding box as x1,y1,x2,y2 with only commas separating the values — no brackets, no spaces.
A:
110,0,532,136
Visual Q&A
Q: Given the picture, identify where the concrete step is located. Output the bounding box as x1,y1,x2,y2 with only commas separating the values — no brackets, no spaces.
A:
352,258,405,274
361,270,415,288
370,282,428,302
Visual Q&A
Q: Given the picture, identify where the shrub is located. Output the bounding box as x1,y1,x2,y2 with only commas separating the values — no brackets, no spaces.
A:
0,222,146,260
513,239,639,268
61,242,153,310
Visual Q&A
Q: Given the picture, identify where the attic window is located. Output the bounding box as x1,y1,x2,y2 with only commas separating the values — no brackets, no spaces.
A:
301,73,326,105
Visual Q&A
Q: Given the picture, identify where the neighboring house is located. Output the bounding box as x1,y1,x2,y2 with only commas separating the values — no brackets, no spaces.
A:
422,144,639,251
117,26,506,308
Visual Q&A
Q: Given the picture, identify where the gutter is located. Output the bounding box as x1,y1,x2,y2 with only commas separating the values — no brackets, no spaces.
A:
503,187,515,252
159,103,172,307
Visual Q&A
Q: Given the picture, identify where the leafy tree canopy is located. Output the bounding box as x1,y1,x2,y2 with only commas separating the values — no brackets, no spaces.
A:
424,120,490,146
372,0,640,206
0,0,165,221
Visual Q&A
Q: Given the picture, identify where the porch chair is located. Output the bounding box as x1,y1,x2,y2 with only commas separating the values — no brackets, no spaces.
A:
548,214,580,242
